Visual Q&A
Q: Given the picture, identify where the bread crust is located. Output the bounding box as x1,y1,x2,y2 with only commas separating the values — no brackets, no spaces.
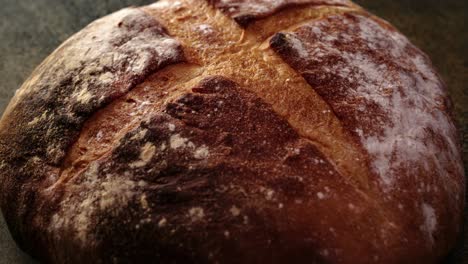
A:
210,0,354,27
0,7,185,260
269,11,465,260
50,76,390,263
0,0,464,263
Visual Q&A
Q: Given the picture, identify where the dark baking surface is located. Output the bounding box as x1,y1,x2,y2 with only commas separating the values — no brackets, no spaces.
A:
0,0,466,263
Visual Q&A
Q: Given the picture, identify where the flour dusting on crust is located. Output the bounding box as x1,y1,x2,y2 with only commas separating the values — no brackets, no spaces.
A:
421,202,437,243
5,7,184,165
0,7,185,257
49,162,142,242
270,13,463,193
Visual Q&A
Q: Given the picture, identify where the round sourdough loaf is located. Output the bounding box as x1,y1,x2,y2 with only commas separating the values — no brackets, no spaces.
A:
0,0,464,263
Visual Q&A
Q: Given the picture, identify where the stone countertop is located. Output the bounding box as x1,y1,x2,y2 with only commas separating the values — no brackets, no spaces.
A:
0,0,466,263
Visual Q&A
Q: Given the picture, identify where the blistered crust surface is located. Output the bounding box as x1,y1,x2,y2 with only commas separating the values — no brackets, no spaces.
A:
210,0,353,26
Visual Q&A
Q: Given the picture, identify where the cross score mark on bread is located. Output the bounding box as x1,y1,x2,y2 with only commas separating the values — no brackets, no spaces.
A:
0,0,463,263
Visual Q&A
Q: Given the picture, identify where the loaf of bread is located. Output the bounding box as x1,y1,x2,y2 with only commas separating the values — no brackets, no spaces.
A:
0,0,464,263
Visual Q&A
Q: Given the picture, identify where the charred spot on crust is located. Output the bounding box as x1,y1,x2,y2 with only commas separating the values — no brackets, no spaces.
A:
270,32,293,55
233,14,257,28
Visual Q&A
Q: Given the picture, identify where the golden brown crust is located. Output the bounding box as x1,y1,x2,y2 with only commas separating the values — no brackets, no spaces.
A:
49,76,407,263
209,0,354,27
0,0,464,263
144,0,372,192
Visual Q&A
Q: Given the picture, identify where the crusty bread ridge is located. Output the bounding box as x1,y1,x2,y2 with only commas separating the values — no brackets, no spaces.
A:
0,0,464,263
